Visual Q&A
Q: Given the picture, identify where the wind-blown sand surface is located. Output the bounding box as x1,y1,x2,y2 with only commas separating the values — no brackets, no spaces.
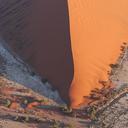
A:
0,0,128,108
0,1,128,127
68,0,128,107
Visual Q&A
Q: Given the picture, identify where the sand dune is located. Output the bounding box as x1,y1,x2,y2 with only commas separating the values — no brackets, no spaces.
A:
0,0,74,104
68,0,128,107
0,0,128,108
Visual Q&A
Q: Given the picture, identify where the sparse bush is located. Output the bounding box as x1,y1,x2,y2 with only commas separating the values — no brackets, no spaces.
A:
50,120,61,128
65,123,75,128
59,105,72,114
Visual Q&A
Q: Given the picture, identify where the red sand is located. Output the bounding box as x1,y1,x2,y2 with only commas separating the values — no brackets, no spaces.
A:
68,0,128,107
1,0,128,108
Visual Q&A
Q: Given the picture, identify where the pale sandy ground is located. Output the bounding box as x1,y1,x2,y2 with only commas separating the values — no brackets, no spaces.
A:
94,47,128,128
96,94,128,128
0,41,127,128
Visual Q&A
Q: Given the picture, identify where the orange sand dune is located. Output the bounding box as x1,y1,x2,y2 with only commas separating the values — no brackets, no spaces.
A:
68,0,128,107
1,0,128,108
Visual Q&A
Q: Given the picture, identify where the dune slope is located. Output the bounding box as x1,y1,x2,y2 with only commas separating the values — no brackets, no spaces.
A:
68,0,128,107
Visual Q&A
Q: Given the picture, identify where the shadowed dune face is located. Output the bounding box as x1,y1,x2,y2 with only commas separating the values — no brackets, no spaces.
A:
28,0,74,104
0,0,74,104
68,0,128,107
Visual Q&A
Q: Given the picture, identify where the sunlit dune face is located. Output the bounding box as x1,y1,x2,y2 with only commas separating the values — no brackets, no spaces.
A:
68,0,128,108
